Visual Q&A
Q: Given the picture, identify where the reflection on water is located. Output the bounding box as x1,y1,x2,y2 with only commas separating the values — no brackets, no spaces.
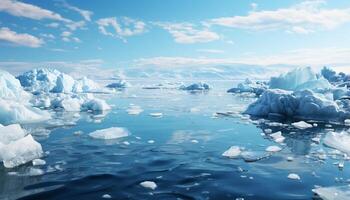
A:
1,80,349,200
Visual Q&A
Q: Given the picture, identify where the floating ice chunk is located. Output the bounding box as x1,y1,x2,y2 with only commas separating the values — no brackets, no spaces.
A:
32,158,46,166
287,173,300,180
82,98,111,111
264,129,272,134
140,181,157,190
191,139,199,143
148,140,155,144
127,105,143,115
245,89,345,121
265,145,282,152
292,121,313,129
227,78,267,96
287,156,294,161
241,151,270,162
102,194,112,199
0,124,26,144
89,127,129,140
313,186,350,200
27,167,45,176
344,119,350,126
0,134,43,168
270,131,285,143
180,82,210,91
106,80,129,89
222,146,241,158
323,131,350,155
149,112,163,117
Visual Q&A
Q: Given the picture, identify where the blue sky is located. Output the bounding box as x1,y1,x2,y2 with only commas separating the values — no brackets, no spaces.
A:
1,0,350,74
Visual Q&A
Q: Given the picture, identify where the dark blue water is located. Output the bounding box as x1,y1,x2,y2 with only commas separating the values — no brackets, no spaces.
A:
1,81,349,200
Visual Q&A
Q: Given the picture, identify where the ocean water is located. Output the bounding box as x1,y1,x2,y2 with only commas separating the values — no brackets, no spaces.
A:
1,80,349,200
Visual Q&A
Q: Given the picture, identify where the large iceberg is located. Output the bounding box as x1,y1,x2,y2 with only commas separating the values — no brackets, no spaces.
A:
245,89,347,121
0,124,43,168
17,68,101,94
0,70,50,125
269,67,333,91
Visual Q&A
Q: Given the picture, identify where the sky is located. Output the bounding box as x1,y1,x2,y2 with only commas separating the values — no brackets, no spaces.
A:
1,0,350,75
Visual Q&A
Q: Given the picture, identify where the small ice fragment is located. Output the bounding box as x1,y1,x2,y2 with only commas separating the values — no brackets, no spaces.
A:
102,194,112,199
264,129,272,134
191,139,199,143
89,127,129,140
73,131,83,136
32,159,46,166
287,173,300,180
345,119,350,126
222,146,241,158
313,123,318,127
127,106,143,115
149,113,163,117
148,140,155,144
140,181,157,190
339,161,344,169
28,167,45,176
292,121,312,129
265,145,282,152
270,131,285,143
123,141,130,145
287,156,294,162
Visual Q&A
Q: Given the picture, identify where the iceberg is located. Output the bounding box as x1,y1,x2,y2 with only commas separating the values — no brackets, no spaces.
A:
245,89,347,121
0,69,32,101
89,127,129,140
180,82,210,91
0,134,43,168
106,80,129,89
323,131,350,155
227,78,267,96
17,68,101,94
269,67,332,91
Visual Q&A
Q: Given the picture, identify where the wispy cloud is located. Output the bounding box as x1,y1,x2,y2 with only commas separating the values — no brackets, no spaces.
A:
0,0,69,22
209,0,350,34
0,27,43,47
60,31,81,43
96,17,146,42
196,49,224,54
62,2,93,21
155,22,220,44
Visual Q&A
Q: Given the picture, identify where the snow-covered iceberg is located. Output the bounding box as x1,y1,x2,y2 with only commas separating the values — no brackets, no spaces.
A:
180,82,210,91
227,78,267,96
269,67,333,91
0,70,50,125
17,68,101,94
0,124,43,168
245,89,347,121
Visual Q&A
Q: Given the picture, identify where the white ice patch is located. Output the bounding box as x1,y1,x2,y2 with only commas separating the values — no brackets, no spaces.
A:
127,105,143,115
292,121,313,129
323,131,350,155
0,124,26,144
149,113,163,117
89,127,129,140
287,173,300,180
222,146,241,158
265,145,282,152
140,181,157,190
32,158,46,166
270,131,285,143
313,186,350,200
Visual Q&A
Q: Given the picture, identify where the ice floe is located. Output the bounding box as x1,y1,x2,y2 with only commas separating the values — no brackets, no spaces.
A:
323,131,350,155
180,82,210,91
89,127,129,140
292,121,313,129
265,145,282,152
287,173,300,180
0,127,43,168
222,146,241,158
140,181,157,190
127,105,143,115
313,186,350,200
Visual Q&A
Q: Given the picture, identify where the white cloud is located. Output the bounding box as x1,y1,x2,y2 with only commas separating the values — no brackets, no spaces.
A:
63,2,93,21
66,20,86,31
0,0,68,22
156,22,220,44
61,31,81,43
210,0,350,34
0,27,43,47
61,31,71,37
96,17,146,41
46,22,60,28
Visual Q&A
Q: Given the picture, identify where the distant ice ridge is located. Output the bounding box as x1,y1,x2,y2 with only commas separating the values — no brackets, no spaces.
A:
180,82,210,91
227,78,267,96
0,70,50,125
16,68,111,112
0,124,43,168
